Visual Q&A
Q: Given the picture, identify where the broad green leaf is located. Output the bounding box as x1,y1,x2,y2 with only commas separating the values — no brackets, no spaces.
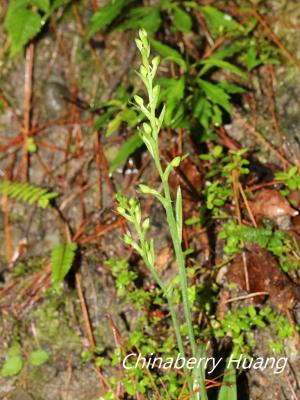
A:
109,132,143,173
51,242,77,290
88,0,127,37
116,6,161,33
201,6,240,37
198,79,232,114
5,8,42,56
5,0,31,14
28,350,49,366
150,38,187,71
217,363,237,400
0,356,23,377
199,59,247,79
172,6,192,32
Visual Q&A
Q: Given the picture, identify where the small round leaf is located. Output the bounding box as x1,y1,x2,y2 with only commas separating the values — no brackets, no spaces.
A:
28,350,49,366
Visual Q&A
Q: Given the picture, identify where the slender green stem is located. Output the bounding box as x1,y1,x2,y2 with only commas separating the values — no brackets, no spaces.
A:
141,255,194,395
119,29,209,399
163,180,197,356
153,151,197,357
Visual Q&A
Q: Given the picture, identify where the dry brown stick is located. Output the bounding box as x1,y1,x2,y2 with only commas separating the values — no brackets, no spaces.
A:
22,42,34,182
63,357,73,400
239,182,257,227
1,157,16,264
97,133,116,199
95,131,103,230
225,291,269,303
80,172,86,223
251,6,300,73
266,64,283,152
232,169,250,292
60,183,93,212
284,371,300,400
75,272,108,391
72,3,100,66
77,219,120,244
2,193,12,263
245,180,283,192
0,278,20,298
75,273,96,348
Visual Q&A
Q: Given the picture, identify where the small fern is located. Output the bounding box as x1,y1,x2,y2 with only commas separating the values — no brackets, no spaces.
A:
0,181,58,208
51,242,78,291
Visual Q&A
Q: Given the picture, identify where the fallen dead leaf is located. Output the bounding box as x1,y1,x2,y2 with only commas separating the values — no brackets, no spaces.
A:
249,189,298,221
227,245,299,311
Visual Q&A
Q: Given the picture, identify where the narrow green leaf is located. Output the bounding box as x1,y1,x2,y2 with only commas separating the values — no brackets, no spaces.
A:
93,109,115,131
109,133,143,173
51,242,78,290
193,344,208,400
218,363,237,400
139,184,166,206
163,156,181,180
175,187,183,242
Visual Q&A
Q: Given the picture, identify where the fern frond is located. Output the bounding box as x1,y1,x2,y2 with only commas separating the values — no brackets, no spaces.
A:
51,242,78,291
0,181,58,208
